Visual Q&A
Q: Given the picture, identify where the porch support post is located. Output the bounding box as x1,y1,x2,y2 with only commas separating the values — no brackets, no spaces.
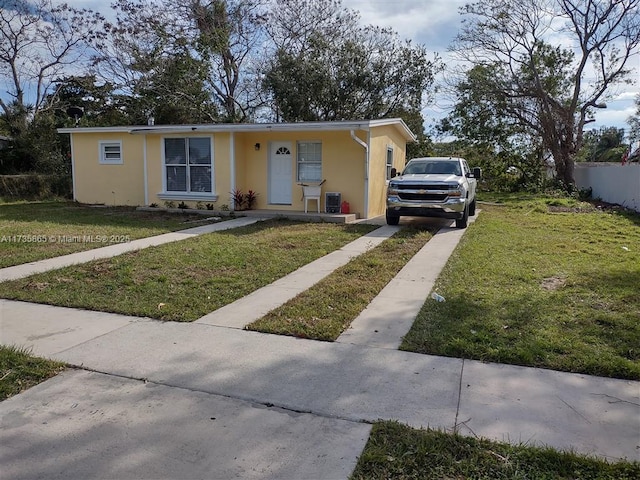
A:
230,132,236,210
143,135,148,205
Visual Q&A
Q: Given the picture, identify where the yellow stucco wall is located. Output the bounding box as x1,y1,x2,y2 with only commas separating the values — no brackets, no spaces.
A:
71,132,145,206
367,125,408,218
234,130,367,216
67,124,410,218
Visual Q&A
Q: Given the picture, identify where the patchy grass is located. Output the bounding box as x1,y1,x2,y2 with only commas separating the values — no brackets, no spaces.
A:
401,196,640,380
247,226,435,340
0,200,222,268
352,421,640,480
0,345,65,401
0,220,375,321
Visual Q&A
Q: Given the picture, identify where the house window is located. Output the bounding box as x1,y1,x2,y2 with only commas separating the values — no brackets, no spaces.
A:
99,141,123,164
164,137,213,193
386,146,394,180
297,141,322,182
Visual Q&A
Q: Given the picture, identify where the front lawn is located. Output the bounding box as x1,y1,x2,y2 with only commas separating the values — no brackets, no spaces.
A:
247,226,435,340
0,345,65,401
0,219,375,321
352,421,639,479
401,195,640,380
0,201,221,268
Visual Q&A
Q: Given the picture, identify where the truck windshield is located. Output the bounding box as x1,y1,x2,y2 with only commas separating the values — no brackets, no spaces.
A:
404,161,461,176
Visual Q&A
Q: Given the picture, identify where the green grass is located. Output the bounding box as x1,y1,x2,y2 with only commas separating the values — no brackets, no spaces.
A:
0,345,65,401
0,219,375,321
401,196,640,380
351,421,640,480
247,226,435,340
0,200,221,268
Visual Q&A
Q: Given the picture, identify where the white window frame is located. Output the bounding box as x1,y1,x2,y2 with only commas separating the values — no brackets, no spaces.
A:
99,141,123,165
386,146,394,180
160,136,216,200
297,141,322,183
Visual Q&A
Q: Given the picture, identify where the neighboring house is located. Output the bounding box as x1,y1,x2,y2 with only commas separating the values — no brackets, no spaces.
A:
58,119,415,219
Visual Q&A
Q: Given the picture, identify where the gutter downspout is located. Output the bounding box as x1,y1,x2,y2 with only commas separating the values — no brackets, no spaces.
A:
350,129,369,218
70,134,77,202
143,135,148,205
230,132,236,210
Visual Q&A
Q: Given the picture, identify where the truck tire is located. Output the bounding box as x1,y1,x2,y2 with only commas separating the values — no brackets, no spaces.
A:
469,199,476,216
455,205,469,228
386,210,400,225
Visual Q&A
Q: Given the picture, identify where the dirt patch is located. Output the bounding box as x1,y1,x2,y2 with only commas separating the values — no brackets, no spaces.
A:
548,205,596,213
541,276,566,291
548,200,635,214
26,281,50,291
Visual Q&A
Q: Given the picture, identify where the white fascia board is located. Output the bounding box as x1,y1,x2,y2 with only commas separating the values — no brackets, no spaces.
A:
128,121,372,135
57,127,133,134
57,119,416,140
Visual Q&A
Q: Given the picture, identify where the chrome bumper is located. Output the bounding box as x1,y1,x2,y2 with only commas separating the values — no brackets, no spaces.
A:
386,196,466,217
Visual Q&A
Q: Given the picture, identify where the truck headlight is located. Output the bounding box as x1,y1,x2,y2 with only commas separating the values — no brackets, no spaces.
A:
448,186,464,197
387,183,399,195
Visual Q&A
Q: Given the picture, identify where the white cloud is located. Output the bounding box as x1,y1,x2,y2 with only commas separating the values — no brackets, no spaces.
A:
614,91,639,101
343,0,465,51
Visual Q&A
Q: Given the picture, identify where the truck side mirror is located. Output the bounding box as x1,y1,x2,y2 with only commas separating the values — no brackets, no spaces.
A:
390,167,397,178
473,167,482,179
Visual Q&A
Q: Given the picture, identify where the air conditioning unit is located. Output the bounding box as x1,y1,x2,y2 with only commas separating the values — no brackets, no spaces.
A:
325,192,341,213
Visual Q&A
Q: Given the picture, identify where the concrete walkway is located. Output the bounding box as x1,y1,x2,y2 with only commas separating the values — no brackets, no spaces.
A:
1,214,639,480
196,225,400,328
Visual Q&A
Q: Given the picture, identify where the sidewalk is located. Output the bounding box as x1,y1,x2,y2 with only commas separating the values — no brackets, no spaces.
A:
1,214,638,479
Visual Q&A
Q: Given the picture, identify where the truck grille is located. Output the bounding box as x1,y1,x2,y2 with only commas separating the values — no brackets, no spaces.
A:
395,183,458,202
398,184,449,190
399,192,448,201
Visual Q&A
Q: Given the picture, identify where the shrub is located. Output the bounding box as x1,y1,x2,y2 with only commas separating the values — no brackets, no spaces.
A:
0,174,72,199
245,190,259,209
231,189,245,210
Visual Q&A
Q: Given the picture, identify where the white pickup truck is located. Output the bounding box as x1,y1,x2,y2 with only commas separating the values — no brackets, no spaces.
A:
386,156,481,228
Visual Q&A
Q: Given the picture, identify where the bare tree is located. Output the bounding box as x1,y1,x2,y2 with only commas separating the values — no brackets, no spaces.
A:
192,0,266,121
263,0,360,55
0,0,105,123
451,0,640,188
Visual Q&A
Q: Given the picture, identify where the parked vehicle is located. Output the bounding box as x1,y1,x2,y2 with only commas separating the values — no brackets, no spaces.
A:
386,157,481,228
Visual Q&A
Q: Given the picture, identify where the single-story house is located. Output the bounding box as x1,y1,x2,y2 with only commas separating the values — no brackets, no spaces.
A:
58,119,415,219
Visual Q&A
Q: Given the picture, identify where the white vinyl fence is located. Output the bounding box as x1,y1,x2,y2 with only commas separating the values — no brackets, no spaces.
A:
574,163,640,213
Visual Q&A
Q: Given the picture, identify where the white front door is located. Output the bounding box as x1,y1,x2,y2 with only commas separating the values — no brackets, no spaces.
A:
269,142,293,204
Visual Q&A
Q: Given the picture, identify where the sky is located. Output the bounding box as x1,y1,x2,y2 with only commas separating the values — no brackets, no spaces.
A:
16,0,640,136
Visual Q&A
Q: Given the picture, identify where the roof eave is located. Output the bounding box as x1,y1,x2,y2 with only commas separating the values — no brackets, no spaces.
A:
57,118,417,141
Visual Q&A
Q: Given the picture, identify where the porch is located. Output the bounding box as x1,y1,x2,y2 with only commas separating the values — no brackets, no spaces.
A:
137,206,359,224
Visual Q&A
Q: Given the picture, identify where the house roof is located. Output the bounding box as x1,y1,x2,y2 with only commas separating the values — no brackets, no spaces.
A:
57,118,417,142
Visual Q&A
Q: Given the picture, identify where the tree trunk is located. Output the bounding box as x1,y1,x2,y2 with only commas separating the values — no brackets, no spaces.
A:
563,155,575,191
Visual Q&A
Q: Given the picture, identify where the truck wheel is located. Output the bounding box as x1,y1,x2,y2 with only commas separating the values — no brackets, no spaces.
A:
386,210,400,225
469,199,476,216
455,205,469,228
